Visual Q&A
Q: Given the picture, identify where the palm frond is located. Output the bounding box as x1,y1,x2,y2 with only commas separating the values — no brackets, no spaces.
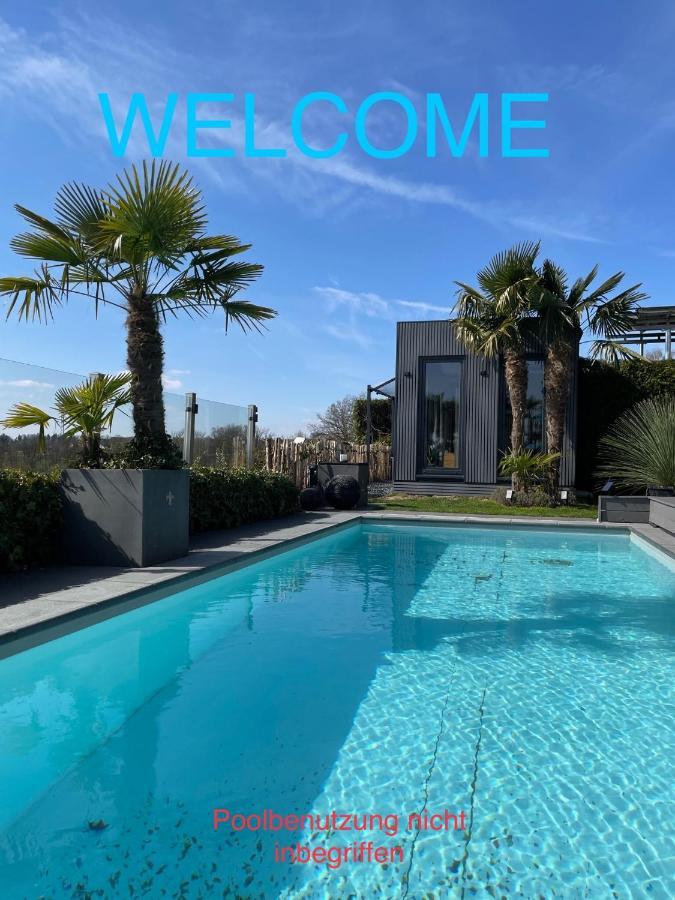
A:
10,231,86,266
53,181,109,236
186,235,252,264
567,266,599,306
0,402,54,451
588,339,642,364
99,160,208,265
220,299,278,333
586,285,646,336
476,241,540,307
498,449,560,482
2,161,271,341
453,283,489,318
14,205,74,242
455,315,518,358
0,269,63,321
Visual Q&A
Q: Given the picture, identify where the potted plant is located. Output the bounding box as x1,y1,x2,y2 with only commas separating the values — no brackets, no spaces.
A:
0,373,186,566
0,161,276,565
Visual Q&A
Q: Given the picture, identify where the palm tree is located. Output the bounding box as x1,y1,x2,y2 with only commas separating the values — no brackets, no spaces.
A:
454,242,540,466
0,373,132,467
0,161,276,465
531,260,647,495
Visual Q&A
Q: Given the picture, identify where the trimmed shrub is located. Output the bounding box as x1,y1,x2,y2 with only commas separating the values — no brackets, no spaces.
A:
491,486,573,507
577,357,675,490
0,469,62,572
325,475,361,510
190,466,299,533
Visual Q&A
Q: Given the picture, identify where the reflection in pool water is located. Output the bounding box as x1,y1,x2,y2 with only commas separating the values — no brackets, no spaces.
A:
0,523,674,897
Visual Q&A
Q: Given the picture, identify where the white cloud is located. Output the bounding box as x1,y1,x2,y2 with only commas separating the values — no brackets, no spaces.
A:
398,300,450,315
162,375,183,390
0,379,54,388
0,14,605,244
322,323,373,349
315,286,390,318
314,286,452,323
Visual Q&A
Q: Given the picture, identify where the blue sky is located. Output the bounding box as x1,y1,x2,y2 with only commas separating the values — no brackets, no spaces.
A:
0,1,673,433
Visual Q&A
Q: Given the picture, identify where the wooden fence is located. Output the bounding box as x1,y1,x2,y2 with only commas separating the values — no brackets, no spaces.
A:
260,438,392,488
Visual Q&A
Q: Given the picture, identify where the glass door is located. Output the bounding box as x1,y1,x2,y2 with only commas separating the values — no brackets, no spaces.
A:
420,359,462,473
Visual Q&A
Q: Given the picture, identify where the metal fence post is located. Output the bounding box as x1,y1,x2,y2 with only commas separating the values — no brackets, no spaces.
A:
247,404,258,468
183,392,198,464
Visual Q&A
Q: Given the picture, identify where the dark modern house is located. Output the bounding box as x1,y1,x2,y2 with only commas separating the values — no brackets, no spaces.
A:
390,319,577,495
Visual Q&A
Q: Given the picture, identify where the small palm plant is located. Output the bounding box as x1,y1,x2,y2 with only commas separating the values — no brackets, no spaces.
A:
499,449,561,495
0,160,275,467
596,397,675,492
0,373,132,468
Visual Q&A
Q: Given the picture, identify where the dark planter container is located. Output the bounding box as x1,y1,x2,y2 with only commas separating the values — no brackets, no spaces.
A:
317,463,369,509
597,495,650,523
60,469,189,567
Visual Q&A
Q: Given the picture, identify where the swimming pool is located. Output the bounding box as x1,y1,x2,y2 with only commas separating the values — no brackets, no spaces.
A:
1,521,674,898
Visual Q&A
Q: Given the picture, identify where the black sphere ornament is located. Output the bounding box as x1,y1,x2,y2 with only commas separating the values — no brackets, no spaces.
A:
324,476,361,510
299,485,324,511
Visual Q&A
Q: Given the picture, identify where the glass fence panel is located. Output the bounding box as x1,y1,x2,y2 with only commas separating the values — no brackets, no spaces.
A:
164,392,186,445
193,397,248,467
0,358,85,471
0,359,246,471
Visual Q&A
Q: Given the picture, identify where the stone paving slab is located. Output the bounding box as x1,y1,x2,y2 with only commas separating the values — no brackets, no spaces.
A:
0,510,360,647
1,508,673,652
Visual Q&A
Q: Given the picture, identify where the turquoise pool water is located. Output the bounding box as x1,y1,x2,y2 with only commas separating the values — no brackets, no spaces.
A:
1,522,674,898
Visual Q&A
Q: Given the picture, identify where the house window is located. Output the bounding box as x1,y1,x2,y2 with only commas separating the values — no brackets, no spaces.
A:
421,359,462,471
500,358,545,457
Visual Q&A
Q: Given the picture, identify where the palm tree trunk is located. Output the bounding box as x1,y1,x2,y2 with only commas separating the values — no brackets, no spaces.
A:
126,293,167,444
504,348,527,453
544,339,573,496
504,348,528,491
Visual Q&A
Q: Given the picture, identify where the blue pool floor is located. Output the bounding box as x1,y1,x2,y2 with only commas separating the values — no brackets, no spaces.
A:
0,522,674,898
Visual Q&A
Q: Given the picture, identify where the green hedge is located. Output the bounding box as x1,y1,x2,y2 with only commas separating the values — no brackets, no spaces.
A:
0,470,62,572
577,357,675,489
190,466,299,533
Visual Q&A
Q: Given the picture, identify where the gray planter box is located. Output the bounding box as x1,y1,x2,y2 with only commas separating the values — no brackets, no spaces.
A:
317,462,369,509
597,495,650,523
60,469,189,567
649,497,675,536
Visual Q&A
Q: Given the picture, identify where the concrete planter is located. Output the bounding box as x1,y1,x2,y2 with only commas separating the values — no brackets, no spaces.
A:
60,469,189,567
317,463,369,509
597,495,650,524
649,497,675,536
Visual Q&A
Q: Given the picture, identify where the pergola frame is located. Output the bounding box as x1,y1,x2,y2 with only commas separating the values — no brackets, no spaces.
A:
365,376,395,460
613,305,675,358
